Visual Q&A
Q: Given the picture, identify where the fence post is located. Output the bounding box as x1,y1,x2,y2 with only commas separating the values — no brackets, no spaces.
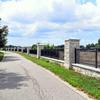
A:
95,48,98,68
37,43,44,58
27,47,30,55
13,48,15,51
11,47,13,51
64,39,80,69
17,47,19,52
8,48,10,51
75,48,77,63
6,48,7,51
37,43,41,58
21,47,24,53
11,48,13,51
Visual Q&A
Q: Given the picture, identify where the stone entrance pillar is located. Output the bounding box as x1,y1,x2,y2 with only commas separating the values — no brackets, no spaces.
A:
21,47,24,53
27,48,29,55
27,47,31,55
9,48,11,51
11,48,13,51
6,48,8,51
64,39,80,69
14,47,16,52
37,43,44,58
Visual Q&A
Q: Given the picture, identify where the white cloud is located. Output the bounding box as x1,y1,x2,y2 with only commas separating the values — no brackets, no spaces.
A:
0,0,100,45
0,0,77,37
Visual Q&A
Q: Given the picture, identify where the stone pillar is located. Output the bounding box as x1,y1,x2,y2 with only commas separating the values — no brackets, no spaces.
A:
21,47,24,53
17,47,19,52
5,48,7,51
9,48,11,51
27,48,30,55
64,39,80,69
14,47,16,52
37,43,44,58
12,48,14,51
11,48,13,51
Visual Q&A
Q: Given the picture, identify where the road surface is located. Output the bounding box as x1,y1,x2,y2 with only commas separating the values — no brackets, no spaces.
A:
0,52,90,100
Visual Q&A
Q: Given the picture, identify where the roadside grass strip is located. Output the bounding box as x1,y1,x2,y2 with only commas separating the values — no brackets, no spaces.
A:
0,52,4,61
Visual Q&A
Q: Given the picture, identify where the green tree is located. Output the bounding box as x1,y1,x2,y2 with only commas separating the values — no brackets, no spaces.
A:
90,43,95,48
86,43,95,49
86,44,91,49
0,19,8,48
98,39,100,45
80,45,85,49
44,44,55,49
32,44,37,50
95,44,100,48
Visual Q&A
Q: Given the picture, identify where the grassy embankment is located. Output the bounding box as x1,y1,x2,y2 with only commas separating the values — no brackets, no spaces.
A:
18,52,100,100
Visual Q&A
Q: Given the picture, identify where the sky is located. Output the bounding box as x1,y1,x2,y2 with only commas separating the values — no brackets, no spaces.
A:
0,0,100,46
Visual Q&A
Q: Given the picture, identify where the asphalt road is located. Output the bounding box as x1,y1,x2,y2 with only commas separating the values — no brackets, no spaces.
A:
0,52,91,100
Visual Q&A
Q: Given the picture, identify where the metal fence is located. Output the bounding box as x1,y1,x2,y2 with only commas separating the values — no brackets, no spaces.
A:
29,49,37,55
75,48,100,68
23,48,27,53
41,48,64,60
18,49,22,52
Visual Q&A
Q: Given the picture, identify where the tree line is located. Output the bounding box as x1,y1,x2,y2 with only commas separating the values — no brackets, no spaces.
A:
80,39,100,49
32,39,100,50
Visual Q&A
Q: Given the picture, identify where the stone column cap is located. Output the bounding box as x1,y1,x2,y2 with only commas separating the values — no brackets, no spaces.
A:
37,43,44,46
65,39,80,42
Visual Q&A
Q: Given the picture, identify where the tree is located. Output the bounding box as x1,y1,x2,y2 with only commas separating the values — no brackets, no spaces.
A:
44,44,55,49
0,19,8,48
88,43,95,49
86,44,91,49
80,45,85,49
32,44,37,50
95,43,100,48
90,43,95,48
98,39,100,45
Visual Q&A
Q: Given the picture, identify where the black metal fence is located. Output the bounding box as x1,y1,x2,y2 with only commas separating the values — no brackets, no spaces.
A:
75,48,100,68
29,49,37,54
41,48,64,60
18,49,22,52
23,48,27,53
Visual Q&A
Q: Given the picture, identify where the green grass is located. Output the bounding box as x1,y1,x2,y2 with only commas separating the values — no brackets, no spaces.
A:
0,52,4,61
18,52,100,100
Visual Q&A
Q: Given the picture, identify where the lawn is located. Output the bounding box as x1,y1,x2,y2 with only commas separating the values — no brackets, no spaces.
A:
0,52,4,61
18,52,100,100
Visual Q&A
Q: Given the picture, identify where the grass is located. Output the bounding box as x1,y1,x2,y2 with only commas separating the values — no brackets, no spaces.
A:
18,52,100,100
0,51,4,61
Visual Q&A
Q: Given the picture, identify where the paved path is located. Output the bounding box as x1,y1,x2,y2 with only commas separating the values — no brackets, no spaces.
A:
0,52,90,100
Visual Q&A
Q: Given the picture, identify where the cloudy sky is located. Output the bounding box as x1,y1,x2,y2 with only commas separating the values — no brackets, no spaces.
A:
0,0,100,46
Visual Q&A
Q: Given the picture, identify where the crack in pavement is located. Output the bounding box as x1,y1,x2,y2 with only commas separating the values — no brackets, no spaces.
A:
20,65,47,100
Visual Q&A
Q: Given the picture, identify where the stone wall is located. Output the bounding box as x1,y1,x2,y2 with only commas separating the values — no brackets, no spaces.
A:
72,64,100,78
